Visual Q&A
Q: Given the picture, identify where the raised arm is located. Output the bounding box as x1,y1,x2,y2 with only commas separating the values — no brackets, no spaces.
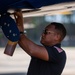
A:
14,10,49,61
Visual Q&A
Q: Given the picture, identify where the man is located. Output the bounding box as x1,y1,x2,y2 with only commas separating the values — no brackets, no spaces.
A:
14,10,67,75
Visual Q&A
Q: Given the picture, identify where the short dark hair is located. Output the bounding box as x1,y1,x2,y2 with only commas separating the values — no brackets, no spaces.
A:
50,22,67,41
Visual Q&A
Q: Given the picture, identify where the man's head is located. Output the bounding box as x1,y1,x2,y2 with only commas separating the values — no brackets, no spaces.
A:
40,22,66,46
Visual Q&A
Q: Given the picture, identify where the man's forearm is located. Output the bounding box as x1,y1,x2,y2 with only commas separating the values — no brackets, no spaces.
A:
18,34,37,55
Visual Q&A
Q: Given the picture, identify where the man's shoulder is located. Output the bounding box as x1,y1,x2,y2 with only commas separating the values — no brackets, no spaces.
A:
53,46,63,53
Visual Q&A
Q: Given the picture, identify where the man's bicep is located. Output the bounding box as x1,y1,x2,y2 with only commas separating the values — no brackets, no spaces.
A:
30,45,50,61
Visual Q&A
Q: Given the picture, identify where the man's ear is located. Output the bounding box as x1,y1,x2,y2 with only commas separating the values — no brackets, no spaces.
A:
55,34,61,41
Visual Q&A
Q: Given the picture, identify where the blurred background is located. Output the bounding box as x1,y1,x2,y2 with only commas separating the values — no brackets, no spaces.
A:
0,10,75,75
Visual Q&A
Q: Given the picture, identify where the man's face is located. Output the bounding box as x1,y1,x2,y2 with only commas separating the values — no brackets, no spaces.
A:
40,25,58,46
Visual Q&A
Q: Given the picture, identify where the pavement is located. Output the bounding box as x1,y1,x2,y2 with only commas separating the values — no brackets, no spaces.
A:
0,47,75,75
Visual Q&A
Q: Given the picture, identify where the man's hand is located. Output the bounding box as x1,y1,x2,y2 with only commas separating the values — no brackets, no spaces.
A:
14,10,24,32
